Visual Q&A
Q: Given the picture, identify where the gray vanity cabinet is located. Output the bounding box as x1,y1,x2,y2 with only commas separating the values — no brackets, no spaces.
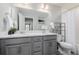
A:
43,40,57,55
32,36,43,55
5,45,21,55
21,43,31,55
0,35,57,55
43,35,57,55
5,43,31,55
0,37,32,55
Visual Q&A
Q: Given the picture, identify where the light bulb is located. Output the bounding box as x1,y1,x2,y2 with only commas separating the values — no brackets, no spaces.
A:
41,4,44,9
45,5,48,9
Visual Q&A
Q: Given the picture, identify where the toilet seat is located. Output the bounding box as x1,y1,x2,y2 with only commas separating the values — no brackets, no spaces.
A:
58,42,73,55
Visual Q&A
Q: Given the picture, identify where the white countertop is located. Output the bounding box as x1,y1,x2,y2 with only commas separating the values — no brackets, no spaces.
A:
0,32,57,39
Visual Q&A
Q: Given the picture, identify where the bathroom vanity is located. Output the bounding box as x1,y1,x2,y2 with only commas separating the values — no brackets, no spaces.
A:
0,33,57,55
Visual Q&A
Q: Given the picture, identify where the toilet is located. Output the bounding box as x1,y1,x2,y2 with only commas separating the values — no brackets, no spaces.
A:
57,34,73,55
58,42,73,55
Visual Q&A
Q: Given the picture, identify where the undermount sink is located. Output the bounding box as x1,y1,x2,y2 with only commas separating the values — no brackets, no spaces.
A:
14,31,43,36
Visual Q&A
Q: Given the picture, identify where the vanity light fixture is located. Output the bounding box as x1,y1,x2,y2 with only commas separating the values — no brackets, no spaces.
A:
15,3,32,9
41,4,48,10
41,4,45,9
45,4,48,10
50,22,55,29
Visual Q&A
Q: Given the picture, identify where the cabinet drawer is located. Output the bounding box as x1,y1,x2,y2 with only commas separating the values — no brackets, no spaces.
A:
32,36,42,42
33,51,42,55
4,38,31,45
44,35,57,40
32,42,42,52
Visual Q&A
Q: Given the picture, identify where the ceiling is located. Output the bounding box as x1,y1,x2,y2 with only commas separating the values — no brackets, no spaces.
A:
14,3,79,12
53,3,79,12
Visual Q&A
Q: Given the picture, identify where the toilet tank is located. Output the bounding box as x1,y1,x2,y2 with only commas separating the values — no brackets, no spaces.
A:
57,34,63,42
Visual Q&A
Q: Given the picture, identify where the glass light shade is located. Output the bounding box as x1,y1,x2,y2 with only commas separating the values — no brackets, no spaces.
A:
50,22,55,29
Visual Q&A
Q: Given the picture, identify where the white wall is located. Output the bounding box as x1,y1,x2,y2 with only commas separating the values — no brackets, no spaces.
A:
62,7,79,54
0,3,18,32
74,7,79,52
46,5,61,27
0,3,11,32
62,8,76,53
62,9,76,44
11,6,18,29
19,13,25,31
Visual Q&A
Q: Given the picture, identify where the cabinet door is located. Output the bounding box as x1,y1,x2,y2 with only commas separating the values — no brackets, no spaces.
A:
21,43,31,55
5,45,21,55
43,40,57,55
